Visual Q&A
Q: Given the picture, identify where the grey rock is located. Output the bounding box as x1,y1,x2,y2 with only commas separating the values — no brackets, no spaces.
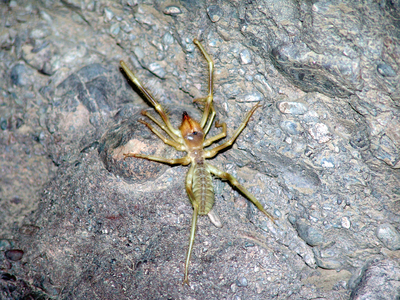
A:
104,7,114,21
10,63,31,86
277,101,308,115
207,5,223,23
376,223,400,250
2,0,400,299
350,259,400,300
295,220,324,246
280,120,302,135
163,6,182,15
373,134,400,167
240,49,252,65
236,276,248,287
377,63,397,77
29,26,51,39
110,23,120,36
314,255,343,270
148,62,166,78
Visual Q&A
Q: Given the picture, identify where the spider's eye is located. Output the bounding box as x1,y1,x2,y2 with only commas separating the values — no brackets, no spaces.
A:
193,131,197,135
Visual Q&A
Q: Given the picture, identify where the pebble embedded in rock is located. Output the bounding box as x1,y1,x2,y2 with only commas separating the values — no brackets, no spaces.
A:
5,249,24,261
308,123,331,143
295,221,324,246
207,5,222,22
163,6,182,15
376,223,400,251
236,276,248,287
280,120,301,135
377,63,397,77
148,62,166,78
277,101,308,115
10,64,30,86
240,49,252,65
341,217,351,229
104,7,114,21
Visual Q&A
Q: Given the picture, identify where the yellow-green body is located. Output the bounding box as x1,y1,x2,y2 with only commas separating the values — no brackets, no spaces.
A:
191,162,214,215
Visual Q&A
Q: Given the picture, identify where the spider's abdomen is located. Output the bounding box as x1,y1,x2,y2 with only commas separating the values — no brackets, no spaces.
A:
192,162,214,215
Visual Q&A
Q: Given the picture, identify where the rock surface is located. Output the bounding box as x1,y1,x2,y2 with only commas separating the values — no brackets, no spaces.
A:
1,0,399,299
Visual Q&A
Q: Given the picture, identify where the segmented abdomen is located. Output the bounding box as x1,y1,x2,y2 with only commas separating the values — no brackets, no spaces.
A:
192,162,214,215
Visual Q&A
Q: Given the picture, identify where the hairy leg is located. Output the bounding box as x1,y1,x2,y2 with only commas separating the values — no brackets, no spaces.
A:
193,39,215,130
205,104,261,159
138,119,185,151
194,97,216,136
183,165,198,286
207,164,276,222
203,120,227,147
140,110,183,144
124,153,191,166
120,60,181,137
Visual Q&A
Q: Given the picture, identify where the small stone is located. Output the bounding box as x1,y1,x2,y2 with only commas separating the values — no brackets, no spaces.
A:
236,276,248,287
376,223,400,250
134,47,145,60
207,5,222,22
377,63,397,77
104,7,114,21
40,10,53,23
10,63,30,86
30,27,51,39
314,256,343,269
277,101,308,115
341,216,351,229
255,282,263,293
5,249,24,261
63,44,87,63
374,134,399,167
280,120,301,135
19,224,40,236
308,123,331,143
120,20,133,33
321,157,335,168
110,23,120,36
244,91,263,102
162,32,174,45
0,239,12,251
163,6,182,15
230,283,236,292
148,62,166,78
223,84,242,98
0,119,7,130
295,221,324,246
240,49,252,64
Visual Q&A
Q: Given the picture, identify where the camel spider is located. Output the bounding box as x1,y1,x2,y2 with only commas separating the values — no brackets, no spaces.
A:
120,39,276,285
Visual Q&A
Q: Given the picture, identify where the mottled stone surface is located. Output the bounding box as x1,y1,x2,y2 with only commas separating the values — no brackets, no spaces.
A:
0,0,399,299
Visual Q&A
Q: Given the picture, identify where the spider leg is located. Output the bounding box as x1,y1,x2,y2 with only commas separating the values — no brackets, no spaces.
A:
193,39,215,130
207,164,276,222
141,110,183,144
124,153,191,165
205,104,261,159
138,119,185,151
203,120,227,147
193,97,216,136
183,165,198,286
120,60,181,137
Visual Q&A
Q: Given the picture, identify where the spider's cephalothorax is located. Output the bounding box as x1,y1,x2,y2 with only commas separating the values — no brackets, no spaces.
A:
120,39,276,286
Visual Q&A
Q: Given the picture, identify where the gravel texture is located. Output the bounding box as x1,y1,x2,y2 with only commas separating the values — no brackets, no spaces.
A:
1,0,399,299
